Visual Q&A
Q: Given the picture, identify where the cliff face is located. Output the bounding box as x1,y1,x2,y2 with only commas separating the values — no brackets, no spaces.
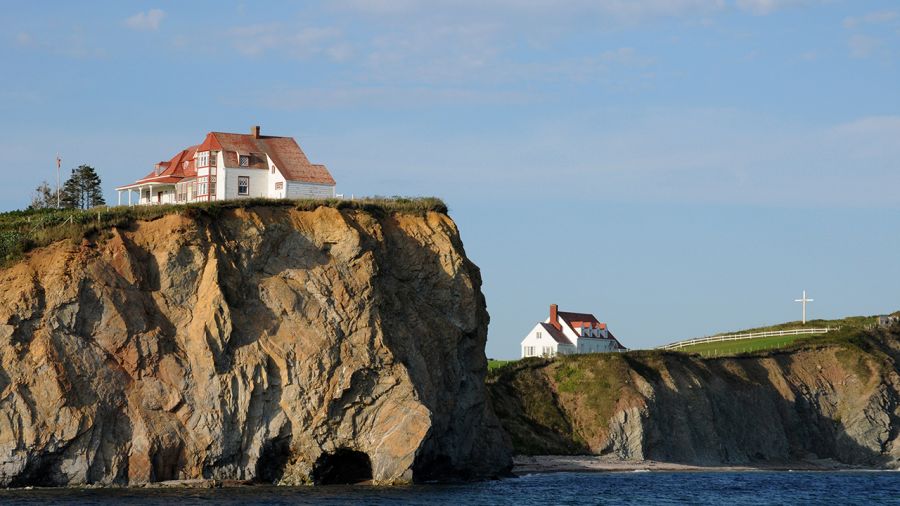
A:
490,330,900,467
0,205,512,486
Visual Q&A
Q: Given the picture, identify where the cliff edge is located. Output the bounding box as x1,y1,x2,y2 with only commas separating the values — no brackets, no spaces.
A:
0,202,512,486
490,327,900,468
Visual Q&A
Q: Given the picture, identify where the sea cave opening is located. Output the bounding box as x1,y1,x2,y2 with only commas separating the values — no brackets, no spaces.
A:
311,448,373,485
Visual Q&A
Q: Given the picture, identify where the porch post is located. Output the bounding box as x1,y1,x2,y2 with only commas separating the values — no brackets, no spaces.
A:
117,191,122,207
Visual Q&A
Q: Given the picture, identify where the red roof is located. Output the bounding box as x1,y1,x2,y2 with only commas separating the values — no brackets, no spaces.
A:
206,132,336,185
558,311,606,331
262,137,335,185
197,133,223,152
118,129,335,189
553,309,627,350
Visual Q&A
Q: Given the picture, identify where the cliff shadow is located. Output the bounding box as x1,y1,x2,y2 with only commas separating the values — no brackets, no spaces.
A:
632,351,893,468
357,211,513,481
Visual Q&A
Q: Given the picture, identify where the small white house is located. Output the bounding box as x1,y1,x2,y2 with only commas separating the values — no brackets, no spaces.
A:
116,125,336,206
520,304,626,358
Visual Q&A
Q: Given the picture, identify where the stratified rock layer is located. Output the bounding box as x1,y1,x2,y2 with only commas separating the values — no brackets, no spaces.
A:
0,205,512,486
490,331,900,467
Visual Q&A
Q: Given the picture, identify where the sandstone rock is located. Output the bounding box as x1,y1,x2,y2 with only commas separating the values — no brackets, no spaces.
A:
0,205,511,486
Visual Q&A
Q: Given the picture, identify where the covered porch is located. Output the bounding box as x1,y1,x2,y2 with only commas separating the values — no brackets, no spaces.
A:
116,182,177,206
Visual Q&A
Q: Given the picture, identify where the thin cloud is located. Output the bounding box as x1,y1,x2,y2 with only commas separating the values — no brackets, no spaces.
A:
10,28,105,59
124,9,166,31
237,86,537,110
14,32,33,47
337,0,728,22
848,34,882,59
229,24,345,60
843,10,899,30
734,0,816,16
339,0,830,21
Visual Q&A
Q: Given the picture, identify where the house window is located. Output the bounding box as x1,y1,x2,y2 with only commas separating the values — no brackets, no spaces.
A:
542,346,553,357
198,152,209,167
198,178,208,196
238,176,249,195
524,346,535,357
536,332,542,340
271,165,276,174
275,181,284,190
240,155,250,167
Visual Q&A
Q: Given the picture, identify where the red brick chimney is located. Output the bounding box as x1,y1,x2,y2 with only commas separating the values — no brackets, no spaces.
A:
251,125,261,138
550,304,560,330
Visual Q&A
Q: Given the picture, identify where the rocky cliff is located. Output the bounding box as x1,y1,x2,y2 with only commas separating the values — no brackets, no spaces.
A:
0,203,512,486
490,328,900,468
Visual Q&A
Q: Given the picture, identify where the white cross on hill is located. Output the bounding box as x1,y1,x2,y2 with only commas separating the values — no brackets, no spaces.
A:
794,290,814,325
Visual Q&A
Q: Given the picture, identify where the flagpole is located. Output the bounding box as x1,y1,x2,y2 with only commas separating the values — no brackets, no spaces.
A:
56,153,61,208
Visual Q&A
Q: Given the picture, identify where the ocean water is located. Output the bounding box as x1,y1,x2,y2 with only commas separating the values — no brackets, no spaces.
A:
0,472,898,505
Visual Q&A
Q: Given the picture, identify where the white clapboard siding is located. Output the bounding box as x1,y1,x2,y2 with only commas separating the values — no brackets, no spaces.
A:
286,181,335,199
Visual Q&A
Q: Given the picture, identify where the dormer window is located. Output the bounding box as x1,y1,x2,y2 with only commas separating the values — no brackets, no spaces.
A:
240,155,250,167
198,152,209,167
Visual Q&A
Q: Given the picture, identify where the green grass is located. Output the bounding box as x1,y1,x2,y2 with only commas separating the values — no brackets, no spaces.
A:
487,359,517,372
0,197,447,268
677,334,819,357
707,315,877,336
552,353,629,419
670,315,885,358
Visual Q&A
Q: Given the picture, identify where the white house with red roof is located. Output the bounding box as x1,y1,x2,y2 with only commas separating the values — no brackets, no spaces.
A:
116,126,336,206
520,304,626,358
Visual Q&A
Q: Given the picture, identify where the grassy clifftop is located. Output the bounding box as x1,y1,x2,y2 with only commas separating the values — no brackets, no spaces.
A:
0,197,447,267
670,314,887,357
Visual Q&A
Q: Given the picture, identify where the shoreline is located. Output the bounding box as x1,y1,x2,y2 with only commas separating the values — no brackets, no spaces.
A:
0,457,891,491
512,455,891,475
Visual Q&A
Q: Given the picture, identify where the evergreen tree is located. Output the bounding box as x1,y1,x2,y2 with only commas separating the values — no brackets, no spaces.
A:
61,165,106,209
28,181,57,210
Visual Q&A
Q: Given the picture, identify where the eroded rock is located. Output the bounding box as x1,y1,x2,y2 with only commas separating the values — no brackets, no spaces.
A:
0,206,512,486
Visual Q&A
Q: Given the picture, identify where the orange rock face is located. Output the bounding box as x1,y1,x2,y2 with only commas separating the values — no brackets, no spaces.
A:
0,206,512,486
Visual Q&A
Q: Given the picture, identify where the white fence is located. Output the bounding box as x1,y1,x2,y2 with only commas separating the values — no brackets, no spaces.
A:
657,327,838,351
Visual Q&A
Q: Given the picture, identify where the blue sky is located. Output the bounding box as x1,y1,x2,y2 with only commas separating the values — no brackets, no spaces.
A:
2,1,899,357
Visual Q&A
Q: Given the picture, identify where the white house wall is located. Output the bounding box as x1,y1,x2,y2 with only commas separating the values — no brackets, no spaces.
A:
576,338,618,353
268,165,287,199
220,167,269,200
286,181,335,199
520,324,575,358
